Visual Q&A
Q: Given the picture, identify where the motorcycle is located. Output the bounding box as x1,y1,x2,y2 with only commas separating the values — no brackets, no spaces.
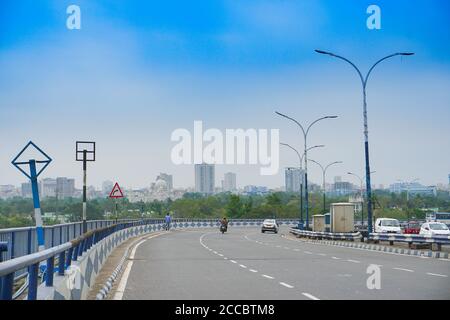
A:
220,224,227,234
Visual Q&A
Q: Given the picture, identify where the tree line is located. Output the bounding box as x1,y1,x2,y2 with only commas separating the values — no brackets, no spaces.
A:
0,190,449,228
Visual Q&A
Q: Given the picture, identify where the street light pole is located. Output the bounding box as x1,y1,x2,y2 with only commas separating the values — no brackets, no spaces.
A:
309,159,343,214
315,50,414,232
280,143,324,229
276,111,337,229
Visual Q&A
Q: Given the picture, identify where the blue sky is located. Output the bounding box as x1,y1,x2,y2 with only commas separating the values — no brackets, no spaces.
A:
0,0,449,189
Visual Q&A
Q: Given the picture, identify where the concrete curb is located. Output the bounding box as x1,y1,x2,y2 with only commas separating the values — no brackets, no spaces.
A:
286,234,450,260
94,233,153,300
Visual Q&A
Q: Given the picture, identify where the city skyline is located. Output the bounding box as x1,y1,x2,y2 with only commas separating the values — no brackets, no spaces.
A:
1,1,449,189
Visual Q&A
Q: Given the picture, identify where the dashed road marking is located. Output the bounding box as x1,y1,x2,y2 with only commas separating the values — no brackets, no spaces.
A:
279,282,294,288
317,253,326,256
249,269,258,273
230,260,237,264
262,274,274,279
304,251,312,254
302,292,320,300
239,264,247,269
218,254,223,257
393,267,414,273
347,259,360,263
426,272,448,278
331,256,341,260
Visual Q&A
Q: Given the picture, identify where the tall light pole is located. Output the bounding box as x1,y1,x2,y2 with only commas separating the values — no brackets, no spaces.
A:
309,159,343,213
276,111,337,229
280,143,324,229
315,50,414,232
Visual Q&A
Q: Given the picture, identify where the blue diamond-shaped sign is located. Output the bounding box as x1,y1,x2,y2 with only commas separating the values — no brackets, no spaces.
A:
11,141,52,179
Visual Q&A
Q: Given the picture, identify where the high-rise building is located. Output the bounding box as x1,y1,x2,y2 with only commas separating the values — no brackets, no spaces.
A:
222,172,236,192
41,178,57,198
285,167,304,193
195,163,215,194
56,177,75,199
157,173,173,191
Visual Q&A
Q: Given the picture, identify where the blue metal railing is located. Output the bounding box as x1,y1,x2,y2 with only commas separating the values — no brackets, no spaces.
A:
0,219,163,300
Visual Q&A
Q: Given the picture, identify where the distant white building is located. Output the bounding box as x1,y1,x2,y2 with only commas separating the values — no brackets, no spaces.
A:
0,185,19,199
243,185,268,195
41,178,57,198
389,182,437,197
56,177,75,199
222,172,236,192
157,173,173,191
195,163,215,195
285,167,304,193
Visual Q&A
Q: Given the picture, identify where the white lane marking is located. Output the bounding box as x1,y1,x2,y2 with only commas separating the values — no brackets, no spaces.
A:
113,232,165,300
284,247,290,250
276,245,281,248
224,257,228,260
304,251,312,254
230,260,237,264
213,251,217,254
293,249,300,252
317,253,326,256
347,259,360,263
426,272,448,278
279,282,294,288
249,269,258,273
331,256,341,260
239,264,247,269
393,267,414,273
218,254,224,257
302,292,320,300
262,274,274,279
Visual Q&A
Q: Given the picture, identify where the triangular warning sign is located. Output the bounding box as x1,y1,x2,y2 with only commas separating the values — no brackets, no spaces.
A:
109,182,124,198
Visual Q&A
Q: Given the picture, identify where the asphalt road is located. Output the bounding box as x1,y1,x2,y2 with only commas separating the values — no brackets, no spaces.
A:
120,227,450,300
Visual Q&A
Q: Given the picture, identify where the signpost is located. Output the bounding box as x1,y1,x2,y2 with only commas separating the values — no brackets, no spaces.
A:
12,141,52,251
76,141,96,234
109,182,124,223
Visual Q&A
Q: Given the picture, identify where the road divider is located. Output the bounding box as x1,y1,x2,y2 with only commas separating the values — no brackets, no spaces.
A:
290,228,362,241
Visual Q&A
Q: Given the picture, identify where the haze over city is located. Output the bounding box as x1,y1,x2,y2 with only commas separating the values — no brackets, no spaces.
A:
1,0,449,190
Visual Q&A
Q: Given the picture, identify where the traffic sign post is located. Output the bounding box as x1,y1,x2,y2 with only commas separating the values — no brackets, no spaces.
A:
76,141,96,234
109,183,124,223
12,141,52,252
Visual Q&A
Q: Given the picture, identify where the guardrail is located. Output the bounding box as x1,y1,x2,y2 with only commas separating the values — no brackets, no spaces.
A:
368,233,450,250
0,242,7,263
0,219,148,264
0,219,160,300
290,228,362,241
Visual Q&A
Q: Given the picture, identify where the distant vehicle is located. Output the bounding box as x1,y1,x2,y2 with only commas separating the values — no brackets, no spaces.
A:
403,221,421,234
374,218,402,234
426,212,450,226
261,219,278,234
419,222,450,236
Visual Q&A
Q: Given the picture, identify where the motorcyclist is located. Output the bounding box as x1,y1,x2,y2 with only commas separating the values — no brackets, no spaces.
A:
220,217,228,232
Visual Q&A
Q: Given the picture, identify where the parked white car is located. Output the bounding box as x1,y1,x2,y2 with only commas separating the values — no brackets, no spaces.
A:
419,222,450,236
374,218,402,234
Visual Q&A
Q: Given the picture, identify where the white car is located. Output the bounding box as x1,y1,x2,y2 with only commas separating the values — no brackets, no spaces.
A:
374,218,402,234
261,219,279,233
419,222,450,236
